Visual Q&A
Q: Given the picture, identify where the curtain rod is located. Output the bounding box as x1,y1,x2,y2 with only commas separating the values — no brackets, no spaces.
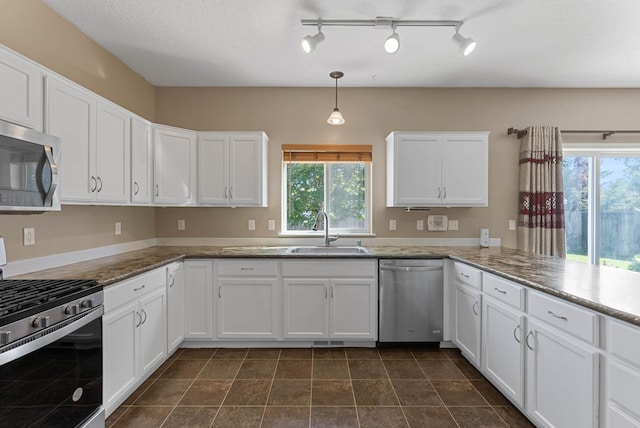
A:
507,127,640,140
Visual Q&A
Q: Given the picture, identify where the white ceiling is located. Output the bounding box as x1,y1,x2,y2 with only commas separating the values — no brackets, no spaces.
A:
43,0,640,88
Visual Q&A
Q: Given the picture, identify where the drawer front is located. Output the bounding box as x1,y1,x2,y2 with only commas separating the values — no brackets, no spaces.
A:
282,260,376,278
610,361,640,419
610,319,640,368
529,291,597,344
482,273,524,310
216,259,279,277
453,262,481,289
105,268,166,312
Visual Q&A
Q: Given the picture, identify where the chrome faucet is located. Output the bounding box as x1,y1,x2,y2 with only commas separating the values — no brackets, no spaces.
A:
313,211,339,246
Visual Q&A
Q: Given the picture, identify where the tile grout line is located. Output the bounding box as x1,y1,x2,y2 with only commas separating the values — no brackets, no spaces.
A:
345,348,362,428
257,349,279,428
209,349,246,427
309,348,314,428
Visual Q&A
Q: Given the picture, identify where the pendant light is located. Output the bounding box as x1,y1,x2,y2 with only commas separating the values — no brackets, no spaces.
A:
327,71,345,126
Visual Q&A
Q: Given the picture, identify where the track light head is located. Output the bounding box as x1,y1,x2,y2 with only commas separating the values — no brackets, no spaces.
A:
452,30,477,56
384,29,400,54
301,26,325,54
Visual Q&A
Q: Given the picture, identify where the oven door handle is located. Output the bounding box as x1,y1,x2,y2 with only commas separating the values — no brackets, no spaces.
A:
0,306,103,366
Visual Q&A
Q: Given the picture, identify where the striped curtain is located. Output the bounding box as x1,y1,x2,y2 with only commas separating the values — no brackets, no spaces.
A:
517,126,566,257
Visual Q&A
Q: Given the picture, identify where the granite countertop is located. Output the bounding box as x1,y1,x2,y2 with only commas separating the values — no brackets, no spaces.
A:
15,245,640,327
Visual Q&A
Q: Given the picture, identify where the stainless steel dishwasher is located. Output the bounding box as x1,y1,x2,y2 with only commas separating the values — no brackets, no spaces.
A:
379,259,444,343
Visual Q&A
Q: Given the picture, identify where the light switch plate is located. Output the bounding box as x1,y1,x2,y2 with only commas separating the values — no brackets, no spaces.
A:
427,215,448,231
268,219,276,231
448,220,459,231
417,220,424,230
389,219,396,231
509,220,517,230
177,219,185,230
248,219,256,231
115,222,121,235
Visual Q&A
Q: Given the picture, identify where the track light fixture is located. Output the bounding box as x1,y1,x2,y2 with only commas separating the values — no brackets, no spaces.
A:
301,25,325,54
301,18,477,56
327,71,345,126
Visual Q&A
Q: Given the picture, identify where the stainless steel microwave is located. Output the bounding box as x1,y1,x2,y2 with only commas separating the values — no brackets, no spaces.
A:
0,119,61,212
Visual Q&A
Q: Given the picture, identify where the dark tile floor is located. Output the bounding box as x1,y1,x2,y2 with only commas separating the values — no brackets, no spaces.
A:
106,347,535,428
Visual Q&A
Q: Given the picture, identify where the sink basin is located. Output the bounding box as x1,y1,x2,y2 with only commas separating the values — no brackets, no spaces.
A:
285,246,369,255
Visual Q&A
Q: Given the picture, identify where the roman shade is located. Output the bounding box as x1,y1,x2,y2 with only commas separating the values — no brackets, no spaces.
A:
282,144,372,162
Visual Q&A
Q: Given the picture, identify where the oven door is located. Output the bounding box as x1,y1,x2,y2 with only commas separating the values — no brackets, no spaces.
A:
0,307,103,428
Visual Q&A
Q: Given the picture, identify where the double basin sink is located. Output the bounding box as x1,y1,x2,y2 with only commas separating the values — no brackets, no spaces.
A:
285,246,369,255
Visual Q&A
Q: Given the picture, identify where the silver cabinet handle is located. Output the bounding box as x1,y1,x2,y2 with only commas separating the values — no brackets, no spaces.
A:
325,287,328,299
134,181,139,195
141,309,147,325
513,324,521,343
229,186,233,198
224,187,228,198
331,285,334,298
135,311,142,328
437,187,442,198
240,267,254,271
547,310,568,321
90,176,97,192
460,272,470,279
168,274,175,288
134,285,145,292
97,176,103,192
472,301,479,316
155,184,159,197
443,186,447,199
525,331,534,350
494,287,507,294
218,287,222,298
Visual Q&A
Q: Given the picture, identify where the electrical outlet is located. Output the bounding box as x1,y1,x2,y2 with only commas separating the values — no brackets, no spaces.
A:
389,219,396,231
248,219,256,231
23,227,35,246
115,222,122,235
417,220,424,230
268,219,276,231
448,220,459,231
177,219,185,230
509,219,517,230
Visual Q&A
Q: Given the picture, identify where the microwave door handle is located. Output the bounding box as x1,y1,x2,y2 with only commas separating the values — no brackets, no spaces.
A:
43,146,59,207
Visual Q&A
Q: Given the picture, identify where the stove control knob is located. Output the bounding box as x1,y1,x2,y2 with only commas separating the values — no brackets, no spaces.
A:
32,316,50,328
65,304,80,315
80,299,94,309
0,331,11,345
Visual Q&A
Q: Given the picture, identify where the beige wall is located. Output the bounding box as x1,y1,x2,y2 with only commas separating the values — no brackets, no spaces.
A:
154,87,640,249
0,0,156,262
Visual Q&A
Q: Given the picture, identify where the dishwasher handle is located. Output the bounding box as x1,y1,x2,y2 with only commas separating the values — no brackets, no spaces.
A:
380,265,443,272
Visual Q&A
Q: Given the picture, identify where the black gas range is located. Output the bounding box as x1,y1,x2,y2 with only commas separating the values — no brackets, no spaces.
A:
0,278,105,428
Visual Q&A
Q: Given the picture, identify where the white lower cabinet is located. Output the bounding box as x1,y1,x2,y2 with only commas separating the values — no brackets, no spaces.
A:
166,262,184,354
103,268,167,416
215,260,280,339
183,260,214,340
453,283,482,365
606,318,640,427
282,260,377,341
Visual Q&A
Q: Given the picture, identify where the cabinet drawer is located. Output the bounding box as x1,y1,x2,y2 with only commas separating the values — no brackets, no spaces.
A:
282,260,376,278
453,262,481,289
216,259,279,277
529,291,597,344
610,361,640,419
482,273,524,310
105,268,166,312
610,319,640,368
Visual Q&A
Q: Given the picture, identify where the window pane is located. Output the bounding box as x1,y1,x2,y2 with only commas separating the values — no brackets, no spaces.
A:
599,157,640,269
285,163,324,231
328,163,366,230
563,157,589,263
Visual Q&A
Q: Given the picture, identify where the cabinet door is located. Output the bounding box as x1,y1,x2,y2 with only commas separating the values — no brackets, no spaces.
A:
482,297,525,406
139,288,167,376
387,133,441,206
197,133,228,205
183,261,214,340
229,134,266,206
131,117,152,204
103,301,138,414
441,134,488,206
46,77,96,202
217,278,279,339
454,284,481,365
167,263,184,353
330,278,377,340
153,126,196,205
282,278,329,339
95,102,130,203
526,320,598,428
0,47,43,130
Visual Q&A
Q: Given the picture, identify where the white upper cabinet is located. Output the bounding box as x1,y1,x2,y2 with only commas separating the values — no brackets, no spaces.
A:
386,131,489,207
46,77,130,204
0,46,43,131
198,132,268,207
130,116,153,204
153,124,197,205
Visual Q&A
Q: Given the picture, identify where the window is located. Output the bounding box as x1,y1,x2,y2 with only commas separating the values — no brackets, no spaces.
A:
563,142,640,272
282,145,372,234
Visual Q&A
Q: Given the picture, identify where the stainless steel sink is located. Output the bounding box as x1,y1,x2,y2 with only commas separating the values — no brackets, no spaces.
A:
285,246,369,255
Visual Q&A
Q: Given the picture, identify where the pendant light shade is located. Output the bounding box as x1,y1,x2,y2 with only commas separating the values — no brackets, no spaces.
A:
327,71,345,125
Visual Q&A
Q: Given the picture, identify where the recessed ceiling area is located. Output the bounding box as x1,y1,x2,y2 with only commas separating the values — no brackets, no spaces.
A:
43,0,640,88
